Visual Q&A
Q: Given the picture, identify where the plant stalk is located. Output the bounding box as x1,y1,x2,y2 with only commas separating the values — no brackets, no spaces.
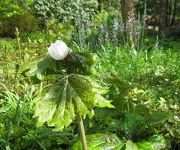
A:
77,114,88,150
15,27,22,63
73,98,88,150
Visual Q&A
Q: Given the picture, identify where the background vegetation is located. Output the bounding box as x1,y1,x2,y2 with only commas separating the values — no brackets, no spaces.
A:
0,0,180,150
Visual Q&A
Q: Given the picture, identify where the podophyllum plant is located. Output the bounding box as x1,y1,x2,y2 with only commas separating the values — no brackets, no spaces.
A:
22,40,114,150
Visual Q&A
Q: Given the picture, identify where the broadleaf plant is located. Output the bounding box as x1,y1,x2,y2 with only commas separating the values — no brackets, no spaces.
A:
22,40,114,149
34,74,113,131
118,112,172,142
116,112,171,150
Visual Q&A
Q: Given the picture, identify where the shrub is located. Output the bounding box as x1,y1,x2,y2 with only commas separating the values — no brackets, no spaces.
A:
0,0,34,18
32,0,98,24
0,13,39,37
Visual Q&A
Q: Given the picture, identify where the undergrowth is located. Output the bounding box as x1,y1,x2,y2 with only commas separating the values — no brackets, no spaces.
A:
0,36,179,149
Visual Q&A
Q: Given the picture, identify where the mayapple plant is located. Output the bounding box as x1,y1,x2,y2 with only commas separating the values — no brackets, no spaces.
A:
22,40,114,150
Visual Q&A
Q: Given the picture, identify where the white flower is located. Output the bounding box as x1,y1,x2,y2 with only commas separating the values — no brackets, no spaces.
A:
48,40,69,60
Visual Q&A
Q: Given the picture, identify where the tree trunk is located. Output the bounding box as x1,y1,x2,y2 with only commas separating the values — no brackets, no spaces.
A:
121,0,136,47
171,0,177,26
159,0,168,32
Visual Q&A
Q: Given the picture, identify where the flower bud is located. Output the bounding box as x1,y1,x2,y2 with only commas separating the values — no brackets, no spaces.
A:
48,40,69,60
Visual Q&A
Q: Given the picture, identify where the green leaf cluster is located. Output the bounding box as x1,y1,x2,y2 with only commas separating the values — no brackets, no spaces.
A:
22,51,94,83
0,0,34,18
72,133,124,150
22,56,57,83
22,51,113,130
34,74,113,131
118,112,172,141
32,0,98,23
72,133,170,150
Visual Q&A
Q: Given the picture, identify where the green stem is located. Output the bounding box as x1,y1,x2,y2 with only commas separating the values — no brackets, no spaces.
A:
77,114,88,150
15,27,22,63
73,98,88,150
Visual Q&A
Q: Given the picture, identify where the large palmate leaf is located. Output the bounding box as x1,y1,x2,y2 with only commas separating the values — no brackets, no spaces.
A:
21,52,94,83
136,134,171,150
34,74,114,130
21,56,58,83
71,133,124,150
58,52,94,75
71,133,170,150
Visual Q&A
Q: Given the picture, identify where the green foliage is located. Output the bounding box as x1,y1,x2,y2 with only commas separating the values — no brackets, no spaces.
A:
0,84,36,149
125,140,139,150
64,52,95,75
22,51,95,83
0,0,34,18
117,113,171,141
122,134,170,150
72,133,170,150
95,44,180,140
21,45,113,131
0,31,180,149
0,83,76,150
34,75,113,130
0,0,39,37
22,56,57,83
46,20,75,42
31,0,99,44
32,0,98,23
0,13,39,37
89,9,123,45
136,134,171,150
72,133,124,150
87,111,171,148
